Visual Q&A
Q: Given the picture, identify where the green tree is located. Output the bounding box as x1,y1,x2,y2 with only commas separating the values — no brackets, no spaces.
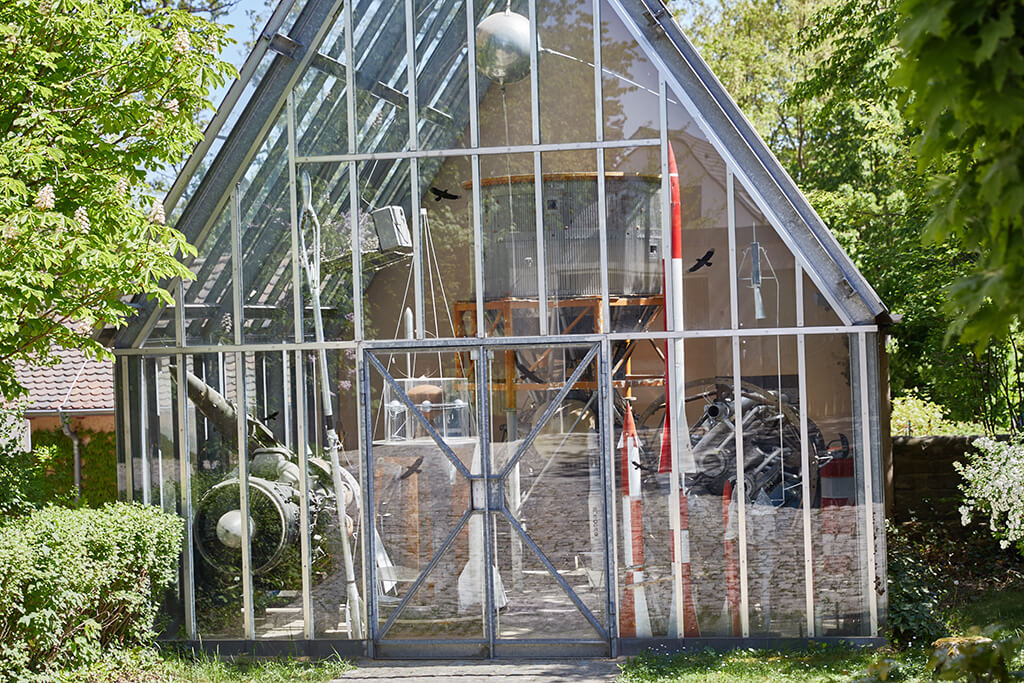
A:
0,0,234,399
892,0,1024,351
678,0,1004,427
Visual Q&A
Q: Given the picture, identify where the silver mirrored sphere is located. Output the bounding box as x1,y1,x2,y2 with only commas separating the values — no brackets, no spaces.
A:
476,10,531,84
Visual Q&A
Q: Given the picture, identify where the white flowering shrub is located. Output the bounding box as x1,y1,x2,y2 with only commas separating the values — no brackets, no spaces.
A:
956,437,1024,553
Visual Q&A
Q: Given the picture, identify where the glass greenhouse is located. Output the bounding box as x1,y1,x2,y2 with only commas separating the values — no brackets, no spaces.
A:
111,0,891,658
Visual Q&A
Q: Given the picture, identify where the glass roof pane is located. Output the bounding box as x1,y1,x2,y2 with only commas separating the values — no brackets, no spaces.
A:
295,8,349,157
240,108,294,345
413,0,478,150
354,0,410,153
183,206,232,346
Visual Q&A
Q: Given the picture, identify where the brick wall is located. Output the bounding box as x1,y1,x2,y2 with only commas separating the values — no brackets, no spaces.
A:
891,435,995,522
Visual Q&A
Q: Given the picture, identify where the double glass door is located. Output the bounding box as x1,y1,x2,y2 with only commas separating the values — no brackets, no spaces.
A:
362,342,613,657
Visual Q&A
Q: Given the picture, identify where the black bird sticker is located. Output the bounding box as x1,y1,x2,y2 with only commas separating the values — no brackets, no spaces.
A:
429,187,460,202
262,410,279,423
688,248,714,272
399,456,424,480
632,460,655,473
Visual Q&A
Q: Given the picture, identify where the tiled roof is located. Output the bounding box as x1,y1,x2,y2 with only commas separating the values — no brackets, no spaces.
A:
15,346,114,413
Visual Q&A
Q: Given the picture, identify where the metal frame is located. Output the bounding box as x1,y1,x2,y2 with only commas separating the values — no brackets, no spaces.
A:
362,340,613,653
111,0,890,658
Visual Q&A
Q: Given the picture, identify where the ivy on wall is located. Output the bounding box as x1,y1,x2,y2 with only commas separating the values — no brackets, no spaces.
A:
29,429,118,507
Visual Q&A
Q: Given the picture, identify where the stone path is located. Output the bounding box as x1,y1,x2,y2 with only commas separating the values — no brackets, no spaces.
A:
334,658,621,681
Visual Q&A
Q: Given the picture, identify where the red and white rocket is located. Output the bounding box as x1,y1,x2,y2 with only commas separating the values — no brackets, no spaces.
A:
619,401,652,637
659,143,700,638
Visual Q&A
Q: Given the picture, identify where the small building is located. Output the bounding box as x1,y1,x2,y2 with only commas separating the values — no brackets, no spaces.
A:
111,0,891,658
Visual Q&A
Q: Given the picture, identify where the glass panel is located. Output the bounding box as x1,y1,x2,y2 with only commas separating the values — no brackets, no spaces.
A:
538,0,596,144
148,356,184,639
370,350,482,640
299,161,355,343
479,153,540,337
734,180,797,329
802,271,842,327
665,99,732,331
413,0,481,151
304,348,364,637
602,146,664,334
678,338,737,637
186,353,245,639
491,344,604,639
295,12,349,157
600,0,660,141
806,334,871,635
354,0,410,154
541,151,604,336
358,159,412,340
240,110,294,345
183,208,233,346
418,157,475,339
476,0,532,148
613,345,670,637
241,351,304,640
737,335,808,636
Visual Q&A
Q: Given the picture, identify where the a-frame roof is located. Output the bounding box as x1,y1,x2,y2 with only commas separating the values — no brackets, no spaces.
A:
114,0,887,348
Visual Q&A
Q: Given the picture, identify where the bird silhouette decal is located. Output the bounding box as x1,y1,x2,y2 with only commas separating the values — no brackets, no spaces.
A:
688,248,714,272
429,187,460,202
399,456,424,480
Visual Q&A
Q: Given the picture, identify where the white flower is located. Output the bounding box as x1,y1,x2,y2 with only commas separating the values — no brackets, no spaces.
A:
114,177,129,198
150,111,165,130
37,0,51,15
173,29,190,54
148,200,166,225
73,206,89,232
165,98,179,115
34,184,55,211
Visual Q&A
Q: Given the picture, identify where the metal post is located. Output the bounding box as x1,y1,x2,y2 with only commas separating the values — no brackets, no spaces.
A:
858,332,879,636
287,90,316,640
174,279,197,639
732,335,750,637
230,186,256,640
478,346,496,656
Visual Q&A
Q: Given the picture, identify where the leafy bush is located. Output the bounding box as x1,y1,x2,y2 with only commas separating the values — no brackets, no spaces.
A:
891,390,985,436
0,503,183,682
29,428,118,507
886,521,949,647
957,437,1024,554
928,630,1023,682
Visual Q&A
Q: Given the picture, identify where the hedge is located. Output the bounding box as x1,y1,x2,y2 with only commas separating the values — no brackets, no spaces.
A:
0,503,183,681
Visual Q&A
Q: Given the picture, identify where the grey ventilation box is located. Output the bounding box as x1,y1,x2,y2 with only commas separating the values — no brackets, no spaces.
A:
371,205,412,252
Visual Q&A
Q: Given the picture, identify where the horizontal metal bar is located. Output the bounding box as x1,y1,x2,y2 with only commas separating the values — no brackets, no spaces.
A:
604,324,878,341
374,639,489,646
494,638,608,645
112,324,877,356
296,138,661,164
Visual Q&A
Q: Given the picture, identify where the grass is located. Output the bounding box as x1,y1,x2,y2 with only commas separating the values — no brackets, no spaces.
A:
618,644,929,682
60,647,355,683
